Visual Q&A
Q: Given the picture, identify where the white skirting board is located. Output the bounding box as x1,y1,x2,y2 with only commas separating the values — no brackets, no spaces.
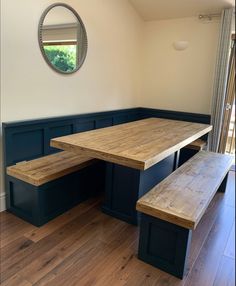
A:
0,192,6,212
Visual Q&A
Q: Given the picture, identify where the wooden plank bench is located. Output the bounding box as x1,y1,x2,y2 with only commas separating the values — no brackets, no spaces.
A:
6,151,104,226
185,138,206,151
136,151,233,279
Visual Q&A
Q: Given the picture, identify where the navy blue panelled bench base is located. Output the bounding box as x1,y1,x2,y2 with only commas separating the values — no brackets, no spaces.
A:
136,151,232,279
137,173,229,279
7,161,105,227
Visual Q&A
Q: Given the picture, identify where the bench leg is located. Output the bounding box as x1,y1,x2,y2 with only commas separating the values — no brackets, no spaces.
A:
138,214,192,279
217,172,229,193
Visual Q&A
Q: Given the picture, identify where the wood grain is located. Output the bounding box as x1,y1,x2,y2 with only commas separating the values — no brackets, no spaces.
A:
6,151,96,186
184,205,234,286
224,222,235,259
24,197,101,242
185,139,206,151
213,256,235,286
0,174,235,286
51,118,212,170
136,151,233,229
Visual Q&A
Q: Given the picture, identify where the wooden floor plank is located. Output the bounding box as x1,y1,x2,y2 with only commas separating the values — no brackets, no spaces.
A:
37,223,137,286
224,221,235,259
153,193,225,286
0,237,34,263
24,196,101,242
0,171,235,286
75,236,139,286
0,206,102,282
183,205,234,286
0,214,29,233
0,274,32,286
20,213,114,284
0,213,36,248
213,256,235,286
0,223,36,249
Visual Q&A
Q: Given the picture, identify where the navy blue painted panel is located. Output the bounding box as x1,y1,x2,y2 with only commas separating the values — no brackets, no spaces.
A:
75,119,95,133
218,172,229,193
48,123,74,153
9,181,34,216
127,113,140,122
141,108,211,124
148,222,178,262
102,153,176,225
95,117,113,129
6,161,105,226
2,108,141,128
113,115,129,125
113,114,139,125
179,148,198,167
49,124,74,138
11,129,44,164
139,153,176,196
110,164,140,217
138,213,192,279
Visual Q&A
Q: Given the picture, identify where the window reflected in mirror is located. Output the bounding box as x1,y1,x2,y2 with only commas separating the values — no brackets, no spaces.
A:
39,4,87,74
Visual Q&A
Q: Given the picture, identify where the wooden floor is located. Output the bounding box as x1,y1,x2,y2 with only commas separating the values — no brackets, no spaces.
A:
0,172,235,286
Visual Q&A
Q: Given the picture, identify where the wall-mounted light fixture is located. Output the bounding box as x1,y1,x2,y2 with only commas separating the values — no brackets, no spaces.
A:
198,13,221,21
173,41,189,51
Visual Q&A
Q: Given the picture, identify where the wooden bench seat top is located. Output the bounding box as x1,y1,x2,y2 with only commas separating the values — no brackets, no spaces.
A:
7,151,97,186
186,139,206,151
136,151,233,230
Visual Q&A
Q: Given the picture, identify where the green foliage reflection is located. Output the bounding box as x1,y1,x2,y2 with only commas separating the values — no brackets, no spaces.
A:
44,45,77,72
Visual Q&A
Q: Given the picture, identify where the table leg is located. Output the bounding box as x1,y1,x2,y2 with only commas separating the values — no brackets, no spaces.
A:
102,152,177,225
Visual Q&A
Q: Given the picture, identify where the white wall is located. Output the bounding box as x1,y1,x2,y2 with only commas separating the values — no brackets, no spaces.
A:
0,0,143,210
1,0,142,122
139,17,220,114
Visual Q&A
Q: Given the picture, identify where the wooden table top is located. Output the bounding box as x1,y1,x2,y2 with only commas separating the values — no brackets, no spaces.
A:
51,118,212,170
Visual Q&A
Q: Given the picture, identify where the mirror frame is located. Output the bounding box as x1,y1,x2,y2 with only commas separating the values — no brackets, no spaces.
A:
38,3,88,74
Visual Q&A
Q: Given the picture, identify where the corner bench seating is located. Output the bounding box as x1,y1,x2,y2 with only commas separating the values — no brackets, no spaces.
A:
3,108,210,228
136,151,233,279
6,151,104,227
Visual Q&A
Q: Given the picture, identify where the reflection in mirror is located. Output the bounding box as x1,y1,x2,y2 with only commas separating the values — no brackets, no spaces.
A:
39,4,88,74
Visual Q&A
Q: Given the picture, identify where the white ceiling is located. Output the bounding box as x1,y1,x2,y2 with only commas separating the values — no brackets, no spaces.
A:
129,0,235,21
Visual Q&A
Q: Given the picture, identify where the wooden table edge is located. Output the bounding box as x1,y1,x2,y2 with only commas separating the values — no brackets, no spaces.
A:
51,123,213,171
136,201,195,229
51,139,146,170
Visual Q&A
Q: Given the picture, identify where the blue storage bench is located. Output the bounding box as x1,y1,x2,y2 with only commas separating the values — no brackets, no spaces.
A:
136,151,233,279
6,151,104,226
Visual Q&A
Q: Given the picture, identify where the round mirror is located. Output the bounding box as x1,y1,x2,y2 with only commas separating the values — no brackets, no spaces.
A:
38,3,88,74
